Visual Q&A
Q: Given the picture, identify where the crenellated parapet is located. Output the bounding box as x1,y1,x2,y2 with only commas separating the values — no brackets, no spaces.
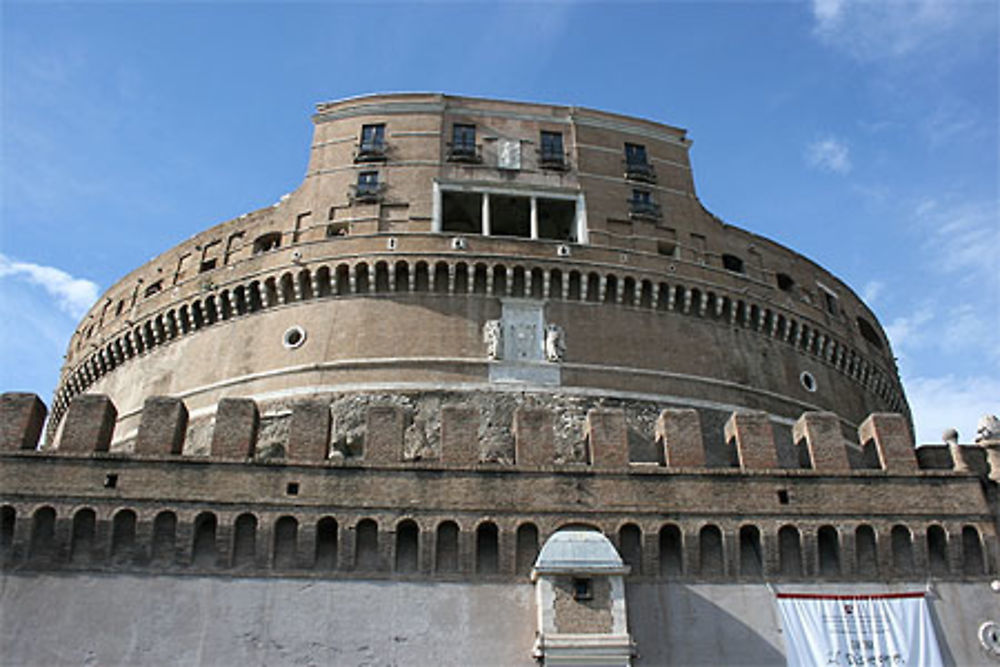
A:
1,392,996,582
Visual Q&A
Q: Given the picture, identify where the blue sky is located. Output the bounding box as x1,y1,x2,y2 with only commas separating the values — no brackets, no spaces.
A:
1,1,997,444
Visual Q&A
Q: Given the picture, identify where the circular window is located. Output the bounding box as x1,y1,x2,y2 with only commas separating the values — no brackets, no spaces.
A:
979,621,1000,658
282,326,306,350
799,371,817,393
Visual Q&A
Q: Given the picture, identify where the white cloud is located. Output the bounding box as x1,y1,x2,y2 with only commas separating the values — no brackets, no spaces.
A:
915,198,1000,280
810,0,982,61
861,280,884,306
805,137,852,174
905,373,1000,444
0,254,99,319
884,304,934,357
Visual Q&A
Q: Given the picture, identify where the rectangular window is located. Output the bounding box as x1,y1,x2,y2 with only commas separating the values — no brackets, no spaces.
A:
629,189,661,219
357,124,386,161
540,131,565,169
353,171,381,202
625,142,655,182
449,123,478,161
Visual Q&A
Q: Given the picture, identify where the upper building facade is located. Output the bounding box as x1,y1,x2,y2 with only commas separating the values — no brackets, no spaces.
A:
50,93,905,458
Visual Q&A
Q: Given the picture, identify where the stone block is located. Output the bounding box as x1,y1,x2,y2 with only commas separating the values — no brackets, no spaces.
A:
0,392,47,451
441,405,479,465
655,409,705,467
724,411,777,470
59,394,117,453
287,401,331,461
857,413,918,473
514,408,554,466
135,397,188,455
210,398,259,459
586,408,628,468
365,406,403,463
792,412,849,472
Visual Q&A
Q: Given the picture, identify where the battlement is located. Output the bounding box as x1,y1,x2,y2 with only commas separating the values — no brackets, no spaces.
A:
2,392,979,473
1,392,996,583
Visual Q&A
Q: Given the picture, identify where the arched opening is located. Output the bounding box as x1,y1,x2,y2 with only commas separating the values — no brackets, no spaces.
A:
585,273,600,303
927,525,948,575
639,280,654,308
962,526,985,575
891,525,914,576
0,506,14,560
29,506,56,561
279,273,295,303
659,524,683,576
621,277,636,306
232,513,257,568
855,525,878,576
151,511,176,564
779,525,803,576
567,271,582,300
604,275,618,304
192,512,218,568
70,508,96,564
315,517,338,570
374,262,390,292
510,266,526,297
433,262,450,294
355,518,379,571
354,263,370,293
699,524,723,576
414,262,430,292
315,267,332,298
492,266,508,297
394,262,410,293
455,263,470,294
472,264,488,294
273,516,298,569
395,520,419,573
110,509,137,563
515,523,539,576
618,524,642,574
476,522,499,574
739,525,762,577
435,521,459,573
335,264,351,295
818,525,840,576
530,267,545,299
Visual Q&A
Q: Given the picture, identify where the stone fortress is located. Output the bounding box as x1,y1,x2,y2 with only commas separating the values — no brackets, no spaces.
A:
1,93,998,665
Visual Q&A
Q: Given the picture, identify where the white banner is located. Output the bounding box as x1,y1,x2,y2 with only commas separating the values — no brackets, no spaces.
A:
777,593,943,667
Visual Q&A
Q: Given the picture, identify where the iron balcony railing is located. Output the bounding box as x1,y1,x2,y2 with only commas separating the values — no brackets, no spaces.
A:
354,141,388,163
349,182,386,203
624,159,657,183
447,142,482,163
628,198,661,219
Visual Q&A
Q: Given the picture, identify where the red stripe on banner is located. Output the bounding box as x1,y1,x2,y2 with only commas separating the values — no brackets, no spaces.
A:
775,592,925,600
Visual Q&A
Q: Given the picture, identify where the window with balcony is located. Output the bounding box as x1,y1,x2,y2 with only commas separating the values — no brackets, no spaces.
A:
624,142,656,182
356,124,386,162
539,131,566,170
448,123,479,162
352,171,382,203
628,188,661,219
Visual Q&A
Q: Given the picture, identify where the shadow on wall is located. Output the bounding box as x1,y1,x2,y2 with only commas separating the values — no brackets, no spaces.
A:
627,583,785,666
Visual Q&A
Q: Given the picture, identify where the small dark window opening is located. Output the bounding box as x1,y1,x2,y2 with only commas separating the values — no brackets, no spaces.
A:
199,258,217,273
449,124,478,161
442,191,483,234
104,473,119,489
286,482,299,496
253,233,282,255
326,223,348,237
658,241,677,257
856,316,883,349
143,281,162,298
776,273,795,291
722,254,744,273
357,123,386,161
572,577,593,600
823,290,839,315
777,489,789,505
490,194,531,238
540,131,566,169
629,189,660,218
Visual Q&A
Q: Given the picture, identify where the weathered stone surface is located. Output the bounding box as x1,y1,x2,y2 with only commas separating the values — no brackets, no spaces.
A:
365,406,403,463
514,408,554,466
441,405,478,465
857,413,917,472
135,397,188,456
287,401,330,461
724,411,777,470
0,393,46,451
59,394,117,453
210,398,259,459
656,409,704,467
586,408,628,467
792,412,849,472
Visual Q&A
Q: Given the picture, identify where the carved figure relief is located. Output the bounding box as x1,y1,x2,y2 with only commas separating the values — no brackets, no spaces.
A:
544,324,566,363
483,320,503,360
